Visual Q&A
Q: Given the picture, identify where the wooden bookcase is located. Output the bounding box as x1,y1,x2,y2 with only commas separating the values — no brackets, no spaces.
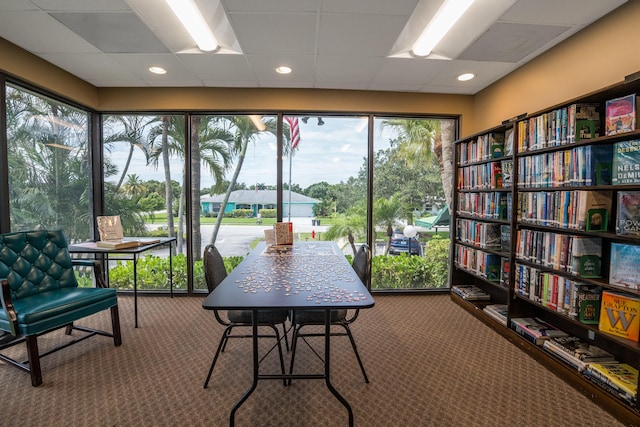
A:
450,78,640,426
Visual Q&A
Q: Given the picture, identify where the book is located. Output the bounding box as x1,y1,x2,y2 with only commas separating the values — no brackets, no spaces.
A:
451,284,491,301
500,256,510,287
612,140,640,185
616,191,640,236
569,103,600,142
483,304,507,325
501,159,513,188
576,190,612,232
605,94,639,135
97,215,124,241
543,336,615,371
95,239,142,250
585,362,638,402
609,243,640,291
574,285,601,324
273,222,293,245
570,236,602,278
510,317,568,345
598,290,640,342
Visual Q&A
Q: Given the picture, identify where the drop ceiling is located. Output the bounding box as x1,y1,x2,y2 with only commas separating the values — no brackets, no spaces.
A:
0,0,627,95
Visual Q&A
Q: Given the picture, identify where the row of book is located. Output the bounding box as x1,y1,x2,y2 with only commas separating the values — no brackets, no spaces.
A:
513,263,603,321
456,192,511,221
516,103,600,153
516,145,612,188
456,161,504,189
514,262,640,342
454,244,501,283
517,190,611,232
457,132,506,164
455,219,502,250
515,230,602,278
510,317,637,405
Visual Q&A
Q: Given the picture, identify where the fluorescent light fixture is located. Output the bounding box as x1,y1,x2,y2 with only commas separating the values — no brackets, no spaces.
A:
249,115,266,131
457,72,475,81
165,0,218,52
411,0,476,57
275,66,292,74
149,66,167,75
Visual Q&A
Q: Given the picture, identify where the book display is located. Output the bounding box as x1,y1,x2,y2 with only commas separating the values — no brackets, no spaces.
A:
451,79,640,423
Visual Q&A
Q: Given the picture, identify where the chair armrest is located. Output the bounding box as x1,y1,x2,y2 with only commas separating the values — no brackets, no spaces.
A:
72,259,108,288
0,279,19,336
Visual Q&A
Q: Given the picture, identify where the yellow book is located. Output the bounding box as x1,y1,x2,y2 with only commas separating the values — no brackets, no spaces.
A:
598,290,640,342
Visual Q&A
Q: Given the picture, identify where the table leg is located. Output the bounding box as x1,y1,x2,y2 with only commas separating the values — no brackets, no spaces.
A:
324,309,354,427
133,253,138,328
230,309,259,426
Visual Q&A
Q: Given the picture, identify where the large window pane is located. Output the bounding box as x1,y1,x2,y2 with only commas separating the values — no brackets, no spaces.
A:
193,114,278,290
6,84,90,240
102,114,183,291
372,117,452,290
283,115,369,257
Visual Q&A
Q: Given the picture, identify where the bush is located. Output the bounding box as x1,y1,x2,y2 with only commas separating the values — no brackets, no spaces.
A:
231,209,253,218
259,208,276,218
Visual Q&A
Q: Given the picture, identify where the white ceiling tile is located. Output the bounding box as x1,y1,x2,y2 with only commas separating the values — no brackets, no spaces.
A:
316,56,383,83
500,0,628,25
179,54,254,81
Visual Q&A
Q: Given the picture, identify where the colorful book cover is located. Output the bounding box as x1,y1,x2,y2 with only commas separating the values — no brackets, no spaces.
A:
501,159,513,188
574,284,602,324
586,362,638,398
612,140,640,185
545,336,615,362
616,191,640,236
575,190,612,231
609,243,640,291
598,290,640,342
606,94,639,135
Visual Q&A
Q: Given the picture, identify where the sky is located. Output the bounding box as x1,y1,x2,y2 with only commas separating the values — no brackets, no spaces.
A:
106,116,397,191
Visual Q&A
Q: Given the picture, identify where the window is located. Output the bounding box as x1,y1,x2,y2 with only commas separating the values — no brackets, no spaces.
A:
5,84,90,241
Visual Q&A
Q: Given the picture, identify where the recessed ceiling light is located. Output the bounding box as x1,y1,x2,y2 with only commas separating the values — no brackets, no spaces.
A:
457,73,475,82
275,66,292,74
149,66,167,75
412,0,476,57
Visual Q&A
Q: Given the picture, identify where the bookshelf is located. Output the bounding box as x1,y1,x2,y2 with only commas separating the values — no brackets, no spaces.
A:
450,78,640,425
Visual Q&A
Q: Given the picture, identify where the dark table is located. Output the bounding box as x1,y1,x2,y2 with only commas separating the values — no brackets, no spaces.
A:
69,237,176,328
202,241,375,426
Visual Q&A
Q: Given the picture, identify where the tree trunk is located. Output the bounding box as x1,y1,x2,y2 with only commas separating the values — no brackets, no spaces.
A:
191,117,202,261
161,117,175,255
210,137,249,245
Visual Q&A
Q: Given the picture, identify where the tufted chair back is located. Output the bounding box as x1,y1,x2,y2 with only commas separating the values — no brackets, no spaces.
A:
0,230,78,301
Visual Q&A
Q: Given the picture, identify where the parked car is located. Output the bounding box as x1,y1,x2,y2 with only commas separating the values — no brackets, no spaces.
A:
388,230,421,255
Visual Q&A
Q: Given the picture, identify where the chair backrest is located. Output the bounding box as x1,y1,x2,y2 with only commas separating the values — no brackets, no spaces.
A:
203,245,227,293
352,243,371,284
0,230,78,301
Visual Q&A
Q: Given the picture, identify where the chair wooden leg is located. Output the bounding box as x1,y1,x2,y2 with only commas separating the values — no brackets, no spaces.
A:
110,305,122,346
25,335,42,387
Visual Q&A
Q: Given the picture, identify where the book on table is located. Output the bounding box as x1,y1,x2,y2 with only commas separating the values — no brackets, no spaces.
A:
96,215,160,249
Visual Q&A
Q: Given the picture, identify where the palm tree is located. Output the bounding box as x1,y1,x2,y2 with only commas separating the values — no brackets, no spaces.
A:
373,196,402,255
209,115,277,246
324,203,367,256
103,115,159,192
381,118,454,210
122,174,146,200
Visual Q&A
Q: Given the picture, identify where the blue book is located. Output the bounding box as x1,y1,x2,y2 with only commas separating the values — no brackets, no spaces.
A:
609,243,640,291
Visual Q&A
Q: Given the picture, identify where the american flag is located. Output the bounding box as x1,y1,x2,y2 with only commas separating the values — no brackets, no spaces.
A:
284,116,300,149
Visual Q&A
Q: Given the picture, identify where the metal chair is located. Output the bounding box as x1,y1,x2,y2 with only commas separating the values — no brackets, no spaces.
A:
202,244,289,388
288,243,371,383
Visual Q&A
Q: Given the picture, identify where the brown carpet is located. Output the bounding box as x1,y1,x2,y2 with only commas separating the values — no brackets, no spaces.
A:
0,294,628,427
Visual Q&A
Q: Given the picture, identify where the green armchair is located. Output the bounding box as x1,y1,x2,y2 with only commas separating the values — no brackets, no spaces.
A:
0,229,122,386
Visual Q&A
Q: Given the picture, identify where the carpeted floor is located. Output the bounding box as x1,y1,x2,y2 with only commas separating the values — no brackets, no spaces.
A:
0,294,629,426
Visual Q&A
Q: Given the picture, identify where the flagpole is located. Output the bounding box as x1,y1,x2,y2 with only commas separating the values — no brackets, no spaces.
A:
288,151,292,222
